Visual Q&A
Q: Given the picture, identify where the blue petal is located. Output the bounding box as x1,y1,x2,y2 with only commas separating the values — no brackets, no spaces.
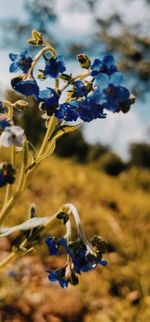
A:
91,59,101,69
110,72,123,86
11,78,39,97
103,99,119,112
9,63,20,73
38,88,56,100
22,50,29,57
100,259,108,267
118,86,130,102
56,55,64,62
45,237,59,256
9,53,19,62
103,55,115,67
59,278,68,288
95,73,109,89
48,271,58,282
0,172,5,187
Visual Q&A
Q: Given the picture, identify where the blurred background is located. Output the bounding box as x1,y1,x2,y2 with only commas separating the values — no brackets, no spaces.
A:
0,1,150,321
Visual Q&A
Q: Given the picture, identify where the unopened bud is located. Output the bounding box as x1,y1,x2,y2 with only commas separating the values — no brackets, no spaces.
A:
77,54,91,69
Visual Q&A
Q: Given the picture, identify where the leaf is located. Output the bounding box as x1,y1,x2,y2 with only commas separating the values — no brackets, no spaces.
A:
50,124,79,141
37,140,56,163
28,141,37,160
0,217,50,237
32,29,43,41
28,29,43,46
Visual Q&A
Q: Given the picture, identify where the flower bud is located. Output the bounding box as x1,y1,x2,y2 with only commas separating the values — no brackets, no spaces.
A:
28,29,43,46
77,54,91,69
14,100,29,111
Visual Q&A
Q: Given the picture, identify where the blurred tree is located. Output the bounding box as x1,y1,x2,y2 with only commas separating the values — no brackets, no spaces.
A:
55,130,90,163
96,151,127,176
129,143,150,169
55,131,110,164
0,0,57,48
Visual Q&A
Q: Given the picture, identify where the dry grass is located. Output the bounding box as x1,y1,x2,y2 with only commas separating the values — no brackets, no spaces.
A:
0,153,150,322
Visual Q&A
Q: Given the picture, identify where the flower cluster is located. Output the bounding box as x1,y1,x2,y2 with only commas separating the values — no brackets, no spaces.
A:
45,234,107,288
0,31,135,285
0,163,16,187
9,39,134,123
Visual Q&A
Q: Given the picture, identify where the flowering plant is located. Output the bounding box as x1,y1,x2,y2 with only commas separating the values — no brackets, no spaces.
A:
0,30,135,287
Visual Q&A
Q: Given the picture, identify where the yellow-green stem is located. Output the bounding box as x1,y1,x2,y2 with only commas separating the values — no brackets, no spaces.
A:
4,146,15,205
0,118,57,225
0,144,27,226
0,239,27,269
37,116,57,157
26,44,57,79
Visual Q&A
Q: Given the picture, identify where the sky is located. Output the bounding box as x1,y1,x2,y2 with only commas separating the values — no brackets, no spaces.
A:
0,0,149,160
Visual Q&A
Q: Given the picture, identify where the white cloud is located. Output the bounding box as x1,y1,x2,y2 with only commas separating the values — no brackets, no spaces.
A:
82,110,148,160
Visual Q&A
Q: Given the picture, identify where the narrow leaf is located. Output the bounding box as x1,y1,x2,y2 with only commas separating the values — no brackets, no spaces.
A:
0,217,49,237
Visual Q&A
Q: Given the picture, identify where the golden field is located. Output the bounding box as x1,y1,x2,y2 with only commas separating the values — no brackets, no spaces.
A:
0,152,150,322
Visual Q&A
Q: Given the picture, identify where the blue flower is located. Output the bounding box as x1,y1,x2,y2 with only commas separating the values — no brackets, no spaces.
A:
11,77,39,97
44,55,66,78
0,102,6,114
38,88,59,116
45,235,107,287
102,85,130,112
9,50,32,74
78,94,106,122
59,238,106,274
91,55,117,77
0,115,12,132
100,259,108,267
0,163,16,187
55,93,106,123
0,171,6,187
47,268,68,288
95,71,124,89
73,81,87,98
45,236,59,256
55,101,80,121
95,72,130,112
